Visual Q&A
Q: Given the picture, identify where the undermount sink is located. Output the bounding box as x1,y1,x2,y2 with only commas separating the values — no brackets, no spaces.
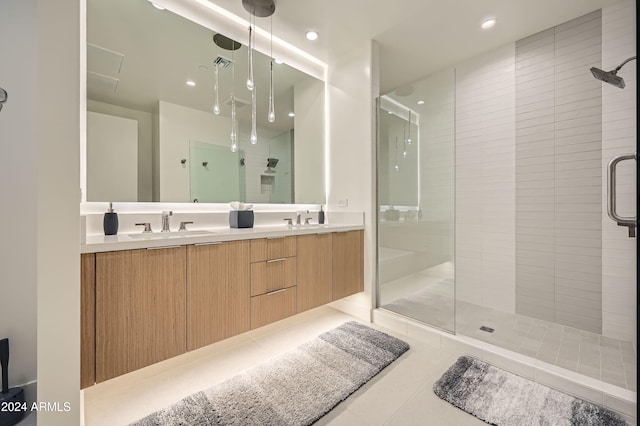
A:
127,230,217,239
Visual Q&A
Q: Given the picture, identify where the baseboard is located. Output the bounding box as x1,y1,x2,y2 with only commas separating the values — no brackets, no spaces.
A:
328,299,372,322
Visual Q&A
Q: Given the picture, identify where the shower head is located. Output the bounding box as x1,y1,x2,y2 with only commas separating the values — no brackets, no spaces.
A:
590,56,636,89
590,67,625,88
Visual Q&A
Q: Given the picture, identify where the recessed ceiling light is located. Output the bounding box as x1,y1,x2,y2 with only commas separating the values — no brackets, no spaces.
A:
481,18,496,29
186,80,196,87
417,100,425,105
288,112,295,117
305,31,319,41
148,1,165,10
387,111,393,114
274,58,284,65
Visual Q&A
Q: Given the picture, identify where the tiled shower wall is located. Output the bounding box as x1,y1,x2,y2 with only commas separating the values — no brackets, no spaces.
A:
455,45,516,314
601,0,637,343
455,3,636,341
515,11,603,333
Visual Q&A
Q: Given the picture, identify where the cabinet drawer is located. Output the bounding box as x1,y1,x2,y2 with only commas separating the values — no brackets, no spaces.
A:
251,257,296,296
250,287,297,329
250,237,296,262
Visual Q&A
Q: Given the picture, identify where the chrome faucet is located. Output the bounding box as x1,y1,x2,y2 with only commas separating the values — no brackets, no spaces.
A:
161,211,173,232
296,210,310,226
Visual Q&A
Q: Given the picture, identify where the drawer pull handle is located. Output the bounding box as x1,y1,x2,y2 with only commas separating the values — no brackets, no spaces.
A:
195,242,222,246
266,236,285,240
146,245,181,250
266,258,287,263
266,289,286,296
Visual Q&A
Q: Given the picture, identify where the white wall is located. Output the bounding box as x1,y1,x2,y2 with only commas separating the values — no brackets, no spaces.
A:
0,0,38,403
86,111,138,202
158,100,234,202
158,100,284,203
37,0,81,423
294,76,325,204
87,100,153,201
601,0,636,344
327,40,378,318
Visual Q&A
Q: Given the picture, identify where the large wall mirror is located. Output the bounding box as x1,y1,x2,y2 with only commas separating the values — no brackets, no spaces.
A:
85,0,325,204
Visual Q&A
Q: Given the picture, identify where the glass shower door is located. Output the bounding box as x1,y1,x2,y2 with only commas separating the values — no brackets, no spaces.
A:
377,70,456,332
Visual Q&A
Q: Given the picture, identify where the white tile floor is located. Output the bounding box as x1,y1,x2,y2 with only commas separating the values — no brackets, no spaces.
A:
83,306,487,426
380,263,637,391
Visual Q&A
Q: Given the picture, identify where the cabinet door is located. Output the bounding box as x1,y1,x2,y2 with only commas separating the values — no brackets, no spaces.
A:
332,230,364,300
81,253,95,389
187,241,250,351
297,233,333,312
95,247,186,383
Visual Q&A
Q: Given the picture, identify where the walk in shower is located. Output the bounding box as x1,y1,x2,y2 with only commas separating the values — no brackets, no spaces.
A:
377,3,637,393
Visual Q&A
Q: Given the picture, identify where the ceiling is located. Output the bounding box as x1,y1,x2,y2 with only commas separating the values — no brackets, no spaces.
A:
204,0,622,94
88,0,624,122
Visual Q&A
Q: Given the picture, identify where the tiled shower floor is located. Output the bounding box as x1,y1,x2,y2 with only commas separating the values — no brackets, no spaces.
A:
380,264,637,391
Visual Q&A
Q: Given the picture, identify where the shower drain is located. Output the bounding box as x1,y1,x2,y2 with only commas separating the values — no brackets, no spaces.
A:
479,326,495,333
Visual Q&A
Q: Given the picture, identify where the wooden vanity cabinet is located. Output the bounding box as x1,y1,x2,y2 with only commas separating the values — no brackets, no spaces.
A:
95,246,187,383
332,230,364,300
186,241,250,351
81,229,364,387
80,253,95,389
249,237,297,329
296,233,333,312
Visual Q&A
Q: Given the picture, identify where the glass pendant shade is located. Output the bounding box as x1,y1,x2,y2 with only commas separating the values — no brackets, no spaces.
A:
246,25,254,90
213,64,220,115
394,137,399,172
268,61,275,122
230,95,238,152
250,88,257,144
230,51,238,152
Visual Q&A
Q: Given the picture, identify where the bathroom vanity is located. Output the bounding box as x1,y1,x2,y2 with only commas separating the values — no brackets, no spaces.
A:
80,226,363,388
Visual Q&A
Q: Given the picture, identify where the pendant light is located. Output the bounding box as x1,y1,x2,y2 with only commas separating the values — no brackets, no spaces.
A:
394,137,400,172
246,17,254,91
243,0,277,139
250,84,258,144
402,121,407,158
407,110,412,144
268,16,275,123
212,33,241,152
213,62,220,115
230,47,238,152
248,13,257,144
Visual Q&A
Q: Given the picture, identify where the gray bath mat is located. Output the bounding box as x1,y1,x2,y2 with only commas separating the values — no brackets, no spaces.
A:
434,356,627,425
130,321,409,425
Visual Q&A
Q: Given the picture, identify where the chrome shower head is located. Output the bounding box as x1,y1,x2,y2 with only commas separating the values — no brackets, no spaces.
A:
590,67,625,88
590,56,636,89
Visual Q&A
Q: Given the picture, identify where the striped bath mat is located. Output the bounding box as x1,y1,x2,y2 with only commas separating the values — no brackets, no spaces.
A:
131,321,410,425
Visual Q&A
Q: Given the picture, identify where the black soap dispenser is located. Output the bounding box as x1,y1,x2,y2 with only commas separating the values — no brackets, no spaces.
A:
103,202,119,235
318,205,325,224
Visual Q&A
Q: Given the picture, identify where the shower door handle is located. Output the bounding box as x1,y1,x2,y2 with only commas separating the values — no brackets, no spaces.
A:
607,152,637,237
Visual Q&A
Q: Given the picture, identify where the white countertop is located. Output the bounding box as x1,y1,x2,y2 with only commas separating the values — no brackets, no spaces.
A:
81,223,364,253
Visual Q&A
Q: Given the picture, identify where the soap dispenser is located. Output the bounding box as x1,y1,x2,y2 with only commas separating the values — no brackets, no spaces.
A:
318,205,325,224
103,202,119,235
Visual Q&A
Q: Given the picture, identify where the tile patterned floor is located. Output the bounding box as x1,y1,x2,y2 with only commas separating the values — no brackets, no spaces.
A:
380,266,637,391
82,306,488,426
